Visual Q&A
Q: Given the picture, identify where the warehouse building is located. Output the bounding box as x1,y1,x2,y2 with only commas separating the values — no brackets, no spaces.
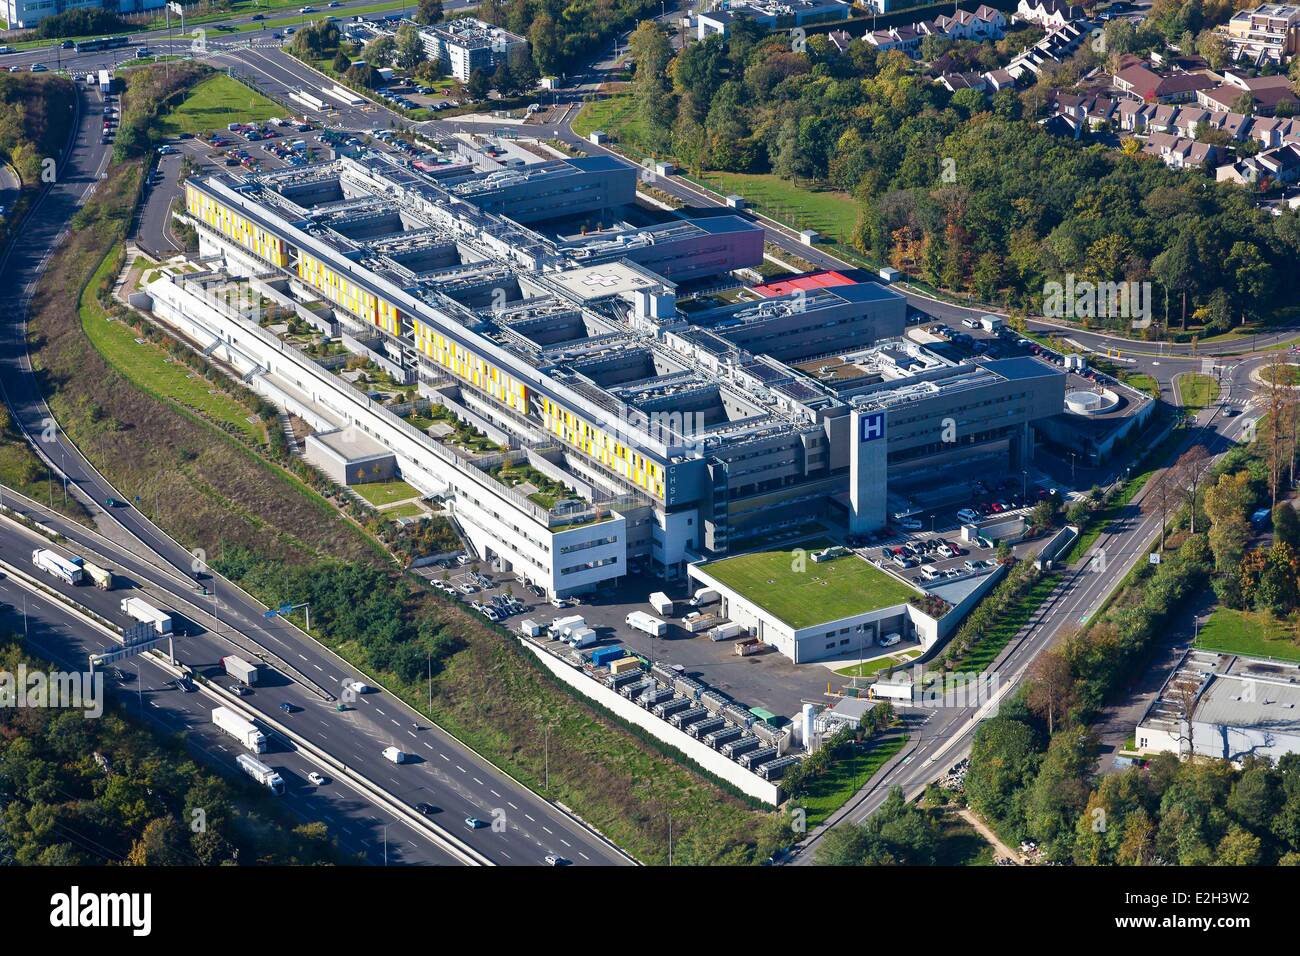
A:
304,426,398,486
171,145,1066,599
1137,650,1300,763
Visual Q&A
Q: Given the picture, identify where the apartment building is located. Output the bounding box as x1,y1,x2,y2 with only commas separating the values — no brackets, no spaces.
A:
417,17,526,81
1220,3,1300,66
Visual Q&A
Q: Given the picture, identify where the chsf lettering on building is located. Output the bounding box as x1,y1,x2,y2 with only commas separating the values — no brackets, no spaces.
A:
1042,275,1152,328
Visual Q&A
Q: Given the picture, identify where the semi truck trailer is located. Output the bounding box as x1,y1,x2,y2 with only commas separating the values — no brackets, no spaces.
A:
120,596,173,634
31,549,84,585
212,706,268,753
236,753,284,794
222,655,260,686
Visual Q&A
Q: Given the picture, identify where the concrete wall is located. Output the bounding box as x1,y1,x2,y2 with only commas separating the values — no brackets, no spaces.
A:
519,639,782,805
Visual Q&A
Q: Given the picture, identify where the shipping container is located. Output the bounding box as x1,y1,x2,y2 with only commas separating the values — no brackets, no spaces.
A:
518,619,543,637
590,646,625,668
609,656,642,676
707,621,744,642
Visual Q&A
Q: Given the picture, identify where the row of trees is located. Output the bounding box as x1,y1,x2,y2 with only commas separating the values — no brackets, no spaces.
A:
211,544,462,685
0,640,346,865
622,20,1300,333
478,0,662,77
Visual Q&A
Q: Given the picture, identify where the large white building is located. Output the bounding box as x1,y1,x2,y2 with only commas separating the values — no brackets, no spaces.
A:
417,17,527,81
1,0,164,30
160,136,1065,603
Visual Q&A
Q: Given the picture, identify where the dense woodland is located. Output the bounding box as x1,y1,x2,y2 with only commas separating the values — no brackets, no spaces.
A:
623,12,1300,334
0,640,348,865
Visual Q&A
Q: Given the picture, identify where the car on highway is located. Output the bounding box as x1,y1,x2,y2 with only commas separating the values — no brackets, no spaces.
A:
345,680,372,695
61,40,75,48
416,802,440,815
382,746,408,764
231,685,249,697
464,816,487,829
279,702,299,713
30,63,47,72
544,855,569,866
307,771,326,785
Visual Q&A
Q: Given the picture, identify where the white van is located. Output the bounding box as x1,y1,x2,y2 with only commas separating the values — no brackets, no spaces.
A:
919,564,940,581
382,746,407,764
880,633,902,648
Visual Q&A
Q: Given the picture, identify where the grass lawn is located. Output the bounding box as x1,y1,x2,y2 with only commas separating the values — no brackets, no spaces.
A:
571,92,656,163
80,250,265,442
697,171,858,246
1196,607,1300,662
699,540,917,630
1261,363,1300,386
157,74,283,137
381,501,426,519
834,651,920,678
949,573,1060,674
351,478,420,507
933,810,997,866
794,735,908,827
1123,372,1160,398
1177,372,1221,410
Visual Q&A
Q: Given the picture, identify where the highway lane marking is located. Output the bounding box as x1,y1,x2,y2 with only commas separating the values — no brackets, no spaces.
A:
490,789,500,798
542,826,553,835
579,852,589,861
560,839,570,848
508,802,518,810
456,765,466,773
473,777,483,785
524,814,535,822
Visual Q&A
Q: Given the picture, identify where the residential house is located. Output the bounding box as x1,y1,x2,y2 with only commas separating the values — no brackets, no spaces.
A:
1015,0,1084,29
939,71,989,92
1140,132,1221,169
1114,63,1216,103
1217,141,1300,183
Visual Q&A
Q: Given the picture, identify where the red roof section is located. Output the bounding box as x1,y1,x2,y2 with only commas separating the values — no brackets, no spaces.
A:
751,271,857,297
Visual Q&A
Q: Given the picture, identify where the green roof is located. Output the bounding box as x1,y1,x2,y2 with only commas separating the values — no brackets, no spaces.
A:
697,540,918,631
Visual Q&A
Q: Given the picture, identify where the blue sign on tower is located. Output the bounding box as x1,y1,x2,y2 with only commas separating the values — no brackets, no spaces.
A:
859,411,886,442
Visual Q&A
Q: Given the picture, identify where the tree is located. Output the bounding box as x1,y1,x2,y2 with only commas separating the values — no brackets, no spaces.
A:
628,20,675,140
332,50,351,74
364,34,396,66
1025,647,1076,735
466,68,491,101
528,13,560,77
414,0,443,25
965,713,1042,838
1276,502,1300,549
395,23,426,71
1204,471,1255,571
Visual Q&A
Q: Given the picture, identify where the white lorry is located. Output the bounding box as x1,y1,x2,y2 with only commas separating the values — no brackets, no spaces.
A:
626,611,667,638
120,596,173,634
548,615,586,640
222,655,260,686
648,592,674,616
567,626,598,649
236,753,284,795
212,706,268,753
690,587,720,608
382,746,407,764
31,549,85,586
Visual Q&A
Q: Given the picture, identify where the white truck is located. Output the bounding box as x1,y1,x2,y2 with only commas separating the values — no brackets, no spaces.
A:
567,626,598,649
708,621,745,642
518,619,543,638
31,549,85,585
648,592,674,616
690,587,720,608
222,655,260,686
212,706,268,753
548,615,586,640
236,753,284,795
82,561,114,590
382,746,407,764
626,611,667,638
120,596,172,634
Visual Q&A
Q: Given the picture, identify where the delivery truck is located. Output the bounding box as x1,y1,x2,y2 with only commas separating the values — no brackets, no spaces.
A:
518,619,543,638
236,753,284,794
625,611,667,638
31,549,85,585
120,596,172,634
82,562,114,590
548,615,585,640
567,626,598,649
222,655,260,686
648,592,674,616
690,587,720,608
212,706,268,753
